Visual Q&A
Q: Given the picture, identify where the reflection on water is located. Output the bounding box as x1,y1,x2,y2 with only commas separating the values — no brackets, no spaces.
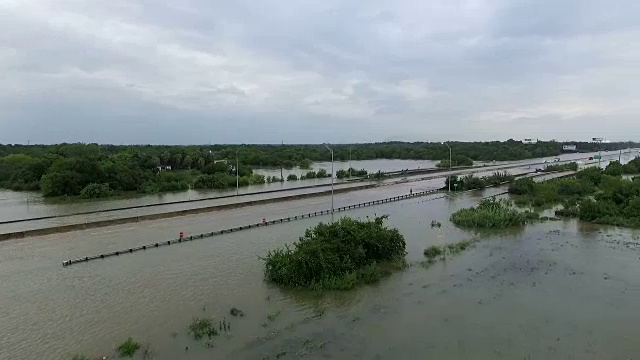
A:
1,188,639,359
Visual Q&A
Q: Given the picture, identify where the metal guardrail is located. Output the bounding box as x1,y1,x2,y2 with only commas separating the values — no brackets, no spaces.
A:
60,170,577,267
61,189,440,267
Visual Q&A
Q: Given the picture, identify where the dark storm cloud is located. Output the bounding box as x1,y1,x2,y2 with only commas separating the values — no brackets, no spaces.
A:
0,0,639,144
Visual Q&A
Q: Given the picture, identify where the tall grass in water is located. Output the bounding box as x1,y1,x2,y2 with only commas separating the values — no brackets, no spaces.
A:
424,240,476,260
263,215,406,290
188,317,219,341
451,198,537,229
117,337,140,358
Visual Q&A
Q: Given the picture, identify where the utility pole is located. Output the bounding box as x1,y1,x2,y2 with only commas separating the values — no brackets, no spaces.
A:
349,146,352,178
280,140,284,182
442,142,452,192
323,143,334,222
235,145,245,195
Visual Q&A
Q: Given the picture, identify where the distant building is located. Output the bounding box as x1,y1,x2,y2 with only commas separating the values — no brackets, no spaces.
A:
522,138,538,144
157,165,172,171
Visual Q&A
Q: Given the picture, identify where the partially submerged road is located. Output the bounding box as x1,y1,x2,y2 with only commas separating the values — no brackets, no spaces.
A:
0,152,617,238
0,165,539,236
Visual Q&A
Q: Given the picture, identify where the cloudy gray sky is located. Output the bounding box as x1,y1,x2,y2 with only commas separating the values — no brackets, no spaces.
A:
1,0,639,144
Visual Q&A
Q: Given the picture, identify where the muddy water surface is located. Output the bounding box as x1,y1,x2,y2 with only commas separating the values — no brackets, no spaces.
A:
0,188,638,359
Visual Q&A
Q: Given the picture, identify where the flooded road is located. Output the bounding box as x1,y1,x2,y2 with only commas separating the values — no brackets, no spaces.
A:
1,183,638,359
0,150,630,224
0,166,533,233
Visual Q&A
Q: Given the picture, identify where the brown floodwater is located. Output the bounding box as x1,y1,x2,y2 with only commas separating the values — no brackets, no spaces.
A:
0,186,638,359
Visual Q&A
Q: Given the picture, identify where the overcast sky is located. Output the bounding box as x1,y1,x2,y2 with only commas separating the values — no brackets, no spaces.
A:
1,0,639,144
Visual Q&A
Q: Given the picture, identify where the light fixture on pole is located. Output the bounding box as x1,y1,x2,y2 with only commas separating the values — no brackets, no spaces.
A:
323,143,335,221
442,142,452,192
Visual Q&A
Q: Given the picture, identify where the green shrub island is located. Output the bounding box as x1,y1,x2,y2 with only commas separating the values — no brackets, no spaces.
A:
450,198,539,229
508,162,640,228
263,215,406,290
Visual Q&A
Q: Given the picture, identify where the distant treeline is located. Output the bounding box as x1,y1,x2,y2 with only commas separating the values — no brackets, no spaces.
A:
0,141,637,198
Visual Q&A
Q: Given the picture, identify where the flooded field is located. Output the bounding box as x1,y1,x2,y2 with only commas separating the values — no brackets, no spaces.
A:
1,187,638,359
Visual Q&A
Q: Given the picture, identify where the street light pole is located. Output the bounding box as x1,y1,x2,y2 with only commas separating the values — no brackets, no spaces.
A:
349,146,352,178
442,142,452,192
236,145,245,196
324,143,334,221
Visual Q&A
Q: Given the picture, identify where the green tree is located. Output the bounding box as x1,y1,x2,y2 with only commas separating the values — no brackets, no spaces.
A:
604,161,624,176
298,158,313,169
160,151,170,165
183,155,193,169
195,156,205,169
171,153,183,168
41,171,82,196
79,183,112,199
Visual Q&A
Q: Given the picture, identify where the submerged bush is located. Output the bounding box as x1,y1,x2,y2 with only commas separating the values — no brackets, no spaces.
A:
263,215,406,290
508,178,536,195
543,162,578,172
423,240,476,262
424,245,444,259
188,317,219,341
445,171,515,191
509,174,596,208
79,183,112,199
117,337,140,358
446,240,475,254
555,206,579,218
336,168,368,179
451,198,534,229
